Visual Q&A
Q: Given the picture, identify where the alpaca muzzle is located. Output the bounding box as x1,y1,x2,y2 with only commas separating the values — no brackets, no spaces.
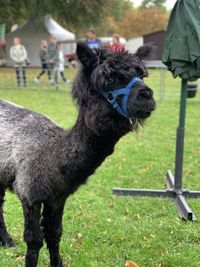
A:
128,84,156,119
100,77,142,119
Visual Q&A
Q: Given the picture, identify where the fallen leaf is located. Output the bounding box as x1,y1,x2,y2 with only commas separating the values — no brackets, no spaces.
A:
141,167,149,173
16,256,25,261
77,232,83,239
83,223,91,228
74,242,82,249
107,200,114,207
76,211,83,217
125,261,138,267
67,256,71,267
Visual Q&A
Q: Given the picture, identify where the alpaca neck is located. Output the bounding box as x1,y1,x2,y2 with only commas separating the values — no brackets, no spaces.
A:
60,114,123,190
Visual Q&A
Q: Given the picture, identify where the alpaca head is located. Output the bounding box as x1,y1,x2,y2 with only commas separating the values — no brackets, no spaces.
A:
72,42,156,135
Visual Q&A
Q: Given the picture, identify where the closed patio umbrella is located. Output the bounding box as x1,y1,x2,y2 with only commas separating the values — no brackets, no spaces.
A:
163,0,200,81
112,0,200,221
162,0,200,220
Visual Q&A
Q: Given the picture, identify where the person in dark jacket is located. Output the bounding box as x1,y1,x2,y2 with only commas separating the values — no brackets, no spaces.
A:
48,36,60,86
34,40,51,83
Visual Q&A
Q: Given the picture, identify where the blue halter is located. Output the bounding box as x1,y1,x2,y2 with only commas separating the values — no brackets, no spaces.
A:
101,77,141,119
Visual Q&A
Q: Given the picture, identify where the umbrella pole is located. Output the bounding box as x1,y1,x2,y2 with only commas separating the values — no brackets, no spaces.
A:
174,79,187,189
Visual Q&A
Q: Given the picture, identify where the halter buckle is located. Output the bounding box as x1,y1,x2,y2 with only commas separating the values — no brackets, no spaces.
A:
107,91,117,103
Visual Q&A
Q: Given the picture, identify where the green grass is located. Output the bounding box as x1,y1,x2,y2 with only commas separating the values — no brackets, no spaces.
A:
0,67,200,267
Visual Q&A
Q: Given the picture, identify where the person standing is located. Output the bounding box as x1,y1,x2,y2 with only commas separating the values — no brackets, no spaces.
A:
59,44,70,84
34,40,51,83
85,28,101,49
48,36,59,86
10,37,28,87
108,34,125,52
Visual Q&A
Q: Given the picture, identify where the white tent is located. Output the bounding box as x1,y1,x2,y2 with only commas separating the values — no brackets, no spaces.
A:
6,15,76,67
44,15,75,42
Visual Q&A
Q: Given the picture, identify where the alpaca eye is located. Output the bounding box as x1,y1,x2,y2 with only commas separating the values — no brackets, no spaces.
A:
108,78,115,85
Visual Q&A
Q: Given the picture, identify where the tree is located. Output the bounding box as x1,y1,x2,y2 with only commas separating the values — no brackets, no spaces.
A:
116,7,168,39
0,0,132,35
95,0,133,36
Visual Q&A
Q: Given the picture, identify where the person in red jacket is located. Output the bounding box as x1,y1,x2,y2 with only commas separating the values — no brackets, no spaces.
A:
109,34,125,52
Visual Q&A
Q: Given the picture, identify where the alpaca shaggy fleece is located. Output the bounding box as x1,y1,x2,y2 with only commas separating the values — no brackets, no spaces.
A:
0,43,155,267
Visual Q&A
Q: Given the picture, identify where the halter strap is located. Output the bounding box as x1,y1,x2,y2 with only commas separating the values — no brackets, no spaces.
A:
101,77,141,118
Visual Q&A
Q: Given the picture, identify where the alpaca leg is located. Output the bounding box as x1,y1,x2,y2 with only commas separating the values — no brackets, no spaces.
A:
0,186,15,247
42,202,65,267
22,201,43,267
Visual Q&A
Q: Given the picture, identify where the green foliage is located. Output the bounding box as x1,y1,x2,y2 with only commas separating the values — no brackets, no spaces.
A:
0,0,169,37
117,7,168,39
108,0,133,21
0,0,132,35
95,0,133,36
0,68,199,266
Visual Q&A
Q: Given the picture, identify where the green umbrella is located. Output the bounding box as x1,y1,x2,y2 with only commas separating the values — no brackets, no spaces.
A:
162,0,200,220
163,0,200,81
112,0,200,221
162,0,200,130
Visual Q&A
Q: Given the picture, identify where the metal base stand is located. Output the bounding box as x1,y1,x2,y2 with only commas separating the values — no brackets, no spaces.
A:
113,80,200,221
113,170,200,221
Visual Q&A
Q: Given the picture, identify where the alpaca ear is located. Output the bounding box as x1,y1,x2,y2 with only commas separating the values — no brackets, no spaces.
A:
76,42,98,68
135,44,155,59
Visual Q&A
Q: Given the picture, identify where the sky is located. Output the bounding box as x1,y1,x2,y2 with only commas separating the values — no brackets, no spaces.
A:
131,0,177,10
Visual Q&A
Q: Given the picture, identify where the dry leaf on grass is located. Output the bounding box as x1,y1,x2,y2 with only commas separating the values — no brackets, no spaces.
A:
107,200,114,207
74,242,82,249
16,256,25,261
83,223,91,228
125,261,138,267
76,211,83,217
77,232,83,239
67,256,71,267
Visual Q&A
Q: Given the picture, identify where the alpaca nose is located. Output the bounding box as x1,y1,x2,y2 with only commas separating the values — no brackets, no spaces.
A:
138,88,153,99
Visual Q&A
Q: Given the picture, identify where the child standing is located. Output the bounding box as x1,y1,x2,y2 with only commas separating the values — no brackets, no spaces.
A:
10,37,28,87
59,44,70,84
34,40,51,83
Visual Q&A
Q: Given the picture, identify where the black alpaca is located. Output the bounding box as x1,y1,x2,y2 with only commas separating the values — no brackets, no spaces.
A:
0,43,155,267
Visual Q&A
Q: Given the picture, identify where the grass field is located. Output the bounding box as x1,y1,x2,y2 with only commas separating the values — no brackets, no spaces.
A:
0,67,199,267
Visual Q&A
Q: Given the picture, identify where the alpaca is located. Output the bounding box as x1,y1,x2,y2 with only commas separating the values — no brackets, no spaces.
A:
0,43,155,267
